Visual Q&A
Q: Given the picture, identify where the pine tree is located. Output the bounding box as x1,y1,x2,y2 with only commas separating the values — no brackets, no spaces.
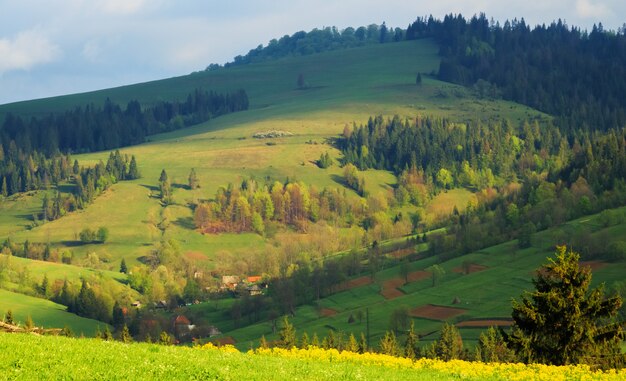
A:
103,326,113,341
359,332,368,353
159,331,172,345
127,155,140,179
279,316,297,348
24,315,34,331
379,331,399,356
506,246,625,368
259,335,269,349
120,324,133,343
188,168,199,189
5,310,13,325
431,323,463,361
346,333,359,353
474,326,514,363
299,332,309,348
311,333,320,347
404,320,419,359
119,258,128,274
1,177,7,198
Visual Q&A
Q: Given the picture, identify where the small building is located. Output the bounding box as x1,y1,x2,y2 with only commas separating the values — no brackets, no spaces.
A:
246,284,263,296
131,301,142,308
221,275,240,290
155,300,168,309
246,275,262,284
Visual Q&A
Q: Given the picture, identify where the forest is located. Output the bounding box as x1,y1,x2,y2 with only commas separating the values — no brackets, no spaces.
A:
0,88,248,156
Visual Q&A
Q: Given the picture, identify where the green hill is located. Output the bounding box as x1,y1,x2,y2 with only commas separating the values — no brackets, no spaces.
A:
0,38,594,339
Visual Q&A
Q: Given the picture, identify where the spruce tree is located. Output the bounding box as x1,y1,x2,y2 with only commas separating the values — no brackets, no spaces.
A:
5,309,13,325
188,168,199,189
119,258,128,274
120,324,133,343
346,333,359,353
506,246,625,368
379,331,399,356
404,320,419,359
279,316,297,348
431,323,463,360
103,326,113,341
127,156,140,179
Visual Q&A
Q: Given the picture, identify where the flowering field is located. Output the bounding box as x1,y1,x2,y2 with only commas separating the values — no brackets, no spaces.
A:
1,332,624,380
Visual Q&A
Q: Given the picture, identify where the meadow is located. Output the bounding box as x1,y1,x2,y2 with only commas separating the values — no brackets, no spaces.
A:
192,206,626,350
0,333,623,380
0,39,544,271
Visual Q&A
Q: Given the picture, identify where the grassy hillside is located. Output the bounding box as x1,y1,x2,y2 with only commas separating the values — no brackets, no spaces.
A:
0,290,104,335
1,333,622,380
191,206,626,350
0,39,553,335
0,40,545,266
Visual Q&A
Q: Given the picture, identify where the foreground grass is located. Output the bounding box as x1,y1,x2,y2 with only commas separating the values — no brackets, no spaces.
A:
0,333,446,381
1,333,623,381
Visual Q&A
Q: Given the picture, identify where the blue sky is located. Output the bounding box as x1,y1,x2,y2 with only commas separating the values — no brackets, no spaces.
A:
0,0,624,104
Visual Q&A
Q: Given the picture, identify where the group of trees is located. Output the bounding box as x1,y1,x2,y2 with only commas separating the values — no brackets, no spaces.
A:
193,177,371,234
404,14,626,132
0,149,73,198
260,247,624,369
0,88,248,157
220,23,404,68
341,115,626,196
41,150,140,221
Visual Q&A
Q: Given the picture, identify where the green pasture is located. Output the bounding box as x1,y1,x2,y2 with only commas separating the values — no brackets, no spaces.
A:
0,38,545,270
222,207,626,350
0,289,104,336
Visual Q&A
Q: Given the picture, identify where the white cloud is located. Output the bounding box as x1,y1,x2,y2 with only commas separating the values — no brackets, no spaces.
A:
0,30,61,74
99,0,147,15
575,0,610,19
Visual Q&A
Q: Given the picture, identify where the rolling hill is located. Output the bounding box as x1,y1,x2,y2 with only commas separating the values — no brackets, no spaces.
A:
0,33,621,351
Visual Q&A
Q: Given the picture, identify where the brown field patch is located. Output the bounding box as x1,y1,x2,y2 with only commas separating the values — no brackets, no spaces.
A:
452,263,489,274
409,304,467,320
185,251,208,261
407,270,430,282
456,319,513,328
380,278,406,300
212,336,236,346
388,248,414,259
320,308,338,317
336,276,373,292
579,261,608,271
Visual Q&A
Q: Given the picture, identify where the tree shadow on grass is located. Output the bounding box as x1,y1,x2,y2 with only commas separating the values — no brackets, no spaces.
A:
173,216,195,230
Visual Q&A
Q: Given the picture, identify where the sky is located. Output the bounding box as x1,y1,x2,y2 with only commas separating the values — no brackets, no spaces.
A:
0,0,624,105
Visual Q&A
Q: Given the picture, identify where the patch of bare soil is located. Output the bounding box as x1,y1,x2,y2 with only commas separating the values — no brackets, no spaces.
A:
456,319,513,328
409,304,467,320
452,263,489,274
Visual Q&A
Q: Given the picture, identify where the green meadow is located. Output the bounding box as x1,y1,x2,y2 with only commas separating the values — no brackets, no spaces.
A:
0,289,104,335
0,38,579,340
193,206,626,350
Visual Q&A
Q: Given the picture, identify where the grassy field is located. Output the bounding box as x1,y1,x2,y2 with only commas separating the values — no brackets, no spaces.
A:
193,206,626,350
0,39,544,268
1,333,623,380
0,289,105,335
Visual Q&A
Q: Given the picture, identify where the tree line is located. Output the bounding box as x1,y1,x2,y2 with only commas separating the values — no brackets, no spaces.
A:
216,23,403,69
41,150,140,221
263,247,625,369
0,88,248,156
404,13,626,132
340,115,626,200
